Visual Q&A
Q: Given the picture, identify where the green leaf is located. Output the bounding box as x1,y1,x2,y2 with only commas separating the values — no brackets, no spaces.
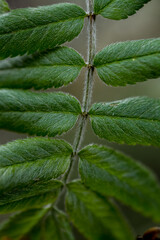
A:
94,38,160,86
0,138,72,205
0,208,48,240
89,97,160,146
0,47,86,89
66,181,134,240
0,3,86,58
29,208,75,240
0,0,9,14
94,0,151,20
79,145,160,222
0,90,81,136
0,179,62,214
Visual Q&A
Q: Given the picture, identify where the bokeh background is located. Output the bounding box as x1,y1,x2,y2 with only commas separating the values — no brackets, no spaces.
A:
0,0,160,238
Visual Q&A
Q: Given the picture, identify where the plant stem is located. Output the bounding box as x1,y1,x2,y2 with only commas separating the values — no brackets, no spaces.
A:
65,0,96,183
55,0,96,207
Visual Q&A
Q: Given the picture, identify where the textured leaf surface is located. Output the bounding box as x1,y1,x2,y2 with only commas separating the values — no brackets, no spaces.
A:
0,0,9,14
0,138,72,204
66,181,134,240
0,3,86,58
79,145,160,222
0,90,81,136
94,38,160,86
0,208,48,240
0,47,86,89
29,208,75,240
89,97,160,146
94,0,151,20
0,179,62,214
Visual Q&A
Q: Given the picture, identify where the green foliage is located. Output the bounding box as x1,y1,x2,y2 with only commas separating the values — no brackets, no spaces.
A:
79,145,160,222
94,38,160,86
29,208,75,240
0,208,48,240
94,0,151,19
0,3,86,58
0,0,9,14
89,97,160,146
0,138,72,211
66,181,134,240
0,90,81,136
0,47,85,89
0,0,159,239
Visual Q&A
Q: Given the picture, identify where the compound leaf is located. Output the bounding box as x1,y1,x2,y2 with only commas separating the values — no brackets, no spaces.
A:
79,145,160,222
0,3,86,58
0,90,81,136
94,38,160,86
89,97,160,146
0,138,72,207
0,0,10,14
94,0,151,20
0,47,86,89
0,179,62,214
0,208,48,240
29,208,75,240
66,181,134,240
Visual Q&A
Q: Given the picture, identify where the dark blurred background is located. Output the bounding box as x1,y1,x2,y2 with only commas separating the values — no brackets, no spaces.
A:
0,0,160,238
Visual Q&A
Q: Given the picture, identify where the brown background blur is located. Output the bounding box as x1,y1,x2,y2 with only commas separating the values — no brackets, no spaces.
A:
0,0,160,237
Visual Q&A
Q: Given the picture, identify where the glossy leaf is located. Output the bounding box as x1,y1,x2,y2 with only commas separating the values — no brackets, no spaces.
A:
66,181,134,240
29,208,75,240
79,145,160,222
94,38,160,86
0,47,86,89
0,208,48,240
94,0,151,20
0,138,72,204
0,0,9,14
89,97,160,146
0,179,62,214
0,3,86,58
0,90,81,136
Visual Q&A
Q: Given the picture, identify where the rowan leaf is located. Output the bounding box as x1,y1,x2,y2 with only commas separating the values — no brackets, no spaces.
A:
29,208,75,240
94,0,151,20
0,3,86,58
66,181,134,240
0,208,48,240
94,38,160,86
89,97,160,146
0,138,72,206
0,90,81,136
0,47,86,89
79,145,160,222
0,179,62,214
0,0,9,14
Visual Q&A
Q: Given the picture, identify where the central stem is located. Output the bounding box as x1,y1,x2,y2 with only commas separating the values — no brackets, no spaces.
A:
55,1,96,206
64,0,96,183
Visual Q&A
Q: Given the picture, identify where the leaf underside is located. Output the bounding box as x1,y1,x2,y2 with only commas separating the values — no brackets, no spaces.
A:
0,208,48,240
0,46,86,89
28,208,75,240
0,3,86,58
89,97,160,146
79,145,160,222
0,138,72,208
66,181,134,240
94,38,160,86
94,0,151,20
0,0,10,14
0,90,81,136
